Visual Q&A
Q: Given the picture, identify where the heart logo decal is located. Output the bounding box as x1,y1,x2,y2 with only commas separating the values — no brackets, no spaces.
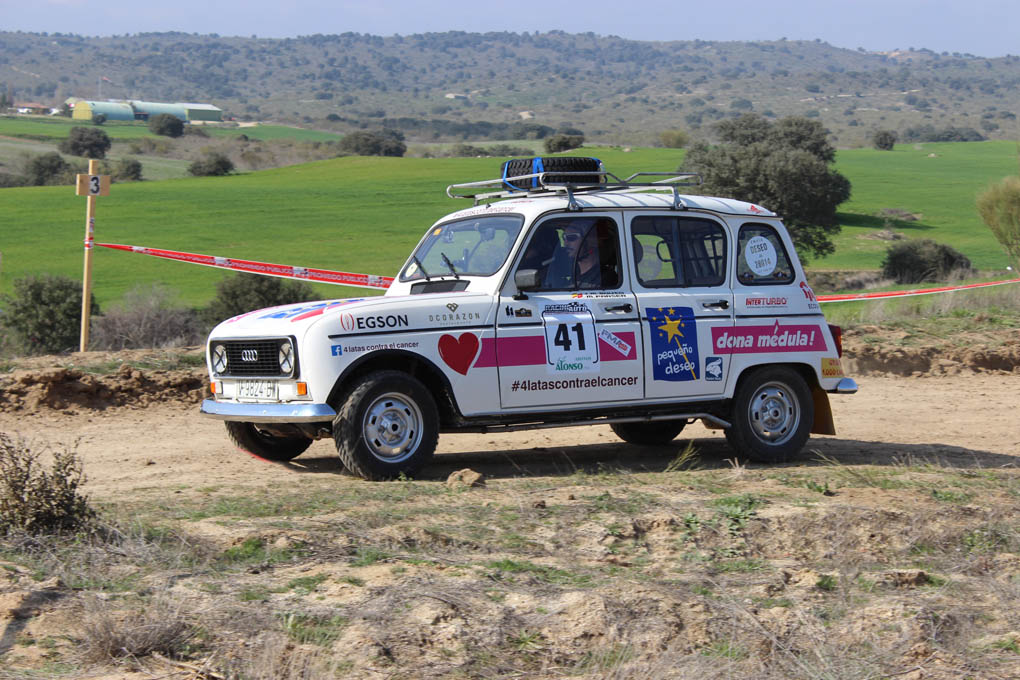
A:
438,333,480,376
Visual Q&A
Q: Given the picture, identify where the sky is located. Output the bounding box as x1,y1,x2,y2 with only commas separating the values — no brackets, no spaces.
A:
2,0,1017,58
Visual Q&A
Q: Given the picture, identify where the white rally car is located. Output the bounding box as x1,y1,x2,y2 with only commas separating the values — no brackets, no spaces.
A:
202,159,857,480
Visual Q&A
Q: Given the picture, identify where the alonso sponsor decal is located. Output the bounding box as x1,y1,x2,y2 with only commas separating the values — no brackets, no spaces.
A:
711,321,827,354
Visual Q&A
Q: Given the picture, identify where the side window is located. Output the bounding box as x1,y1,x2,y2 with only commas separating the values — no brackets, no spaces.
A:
517,216,622,291
736,223,795,286
631,216,727,288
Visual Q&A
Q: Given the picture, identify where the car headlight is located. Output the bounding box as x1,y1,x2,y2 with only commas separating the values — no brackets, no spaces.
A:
211,344,228,374
279,341,294,374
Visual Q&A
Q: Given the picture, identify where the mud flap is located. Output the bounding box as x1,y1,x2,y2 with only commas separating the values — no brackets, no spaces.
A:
811,385,835,435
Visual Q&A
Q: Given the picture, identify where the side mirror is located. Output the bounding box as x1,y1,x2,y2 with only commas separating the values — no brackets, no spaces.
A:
514,268,541,291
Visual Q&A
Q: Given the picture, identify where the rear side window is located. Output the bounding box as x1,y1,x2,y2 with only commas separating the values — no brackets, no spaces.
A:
631,216,727,288
736,223,795,286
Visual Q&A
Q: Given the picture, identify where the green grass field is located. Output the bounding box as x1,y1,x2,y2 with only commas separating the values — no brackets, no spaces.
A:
0,141,1014,308
0,115,344,143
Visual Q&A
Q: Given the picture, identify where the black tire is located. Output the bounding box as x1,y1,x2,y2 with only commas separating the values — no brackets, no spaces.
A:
500,156,601,190
725,367,813,463
610,420,686,446
225,421,312,461
332,371,439,481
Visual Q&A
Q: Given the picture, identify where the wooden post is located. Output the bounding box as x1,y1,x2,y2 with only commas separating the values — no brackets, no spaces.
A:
80,159,98,352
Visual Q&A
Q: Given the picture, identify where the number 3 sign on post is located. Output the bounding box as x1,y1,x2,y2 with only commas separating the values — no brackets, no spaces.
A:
75,162,111,351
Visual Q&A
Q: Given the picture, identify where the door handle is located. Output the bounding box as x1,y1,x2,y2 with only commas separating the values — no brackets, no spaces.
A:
702,300,729,310
604,303,633,313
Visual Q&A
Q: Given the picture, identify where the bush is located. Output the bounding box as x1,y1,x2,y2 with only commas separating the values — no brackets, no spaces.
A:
188,152,234,177
977,175,1020,268
113,157,143,181
338,129,406,157
1,274,99,354
91,113,106,126
543,134,584,153
880,239,973,283
872,130,897,150
91,284,204,350
58,126,112,159
24,152,71,186
0,434,95,535
148,113,184,138
203,273,318,324
659,129,690,149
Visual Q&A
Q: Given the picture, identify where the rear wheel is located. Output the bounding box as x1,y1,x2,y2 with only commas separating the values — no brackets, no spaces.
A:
225,421,312,461
610,420,686,446
332,371,439,480
725,367,812,463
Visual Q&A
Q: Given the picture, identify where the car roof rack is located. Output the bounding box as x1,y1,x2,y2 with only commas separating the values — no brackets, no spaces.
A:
446,170,703,211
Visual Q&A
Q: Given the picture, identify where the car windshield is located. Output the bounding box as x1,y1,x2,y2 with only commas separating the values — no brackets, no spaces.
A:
400,215,525,281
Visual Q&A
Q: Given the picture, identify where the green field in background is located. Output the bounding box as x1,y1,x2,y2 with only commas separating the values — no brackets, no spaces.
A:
0,142,1014,308
0,116,344,143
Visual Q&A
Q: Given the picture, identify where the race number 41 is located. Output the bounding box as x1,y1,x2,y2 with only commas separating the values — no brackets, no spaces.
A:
543,308,599,373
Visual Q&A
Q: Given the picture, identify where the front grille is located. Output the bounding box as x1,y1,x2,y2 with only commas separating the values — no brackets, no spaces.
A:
216,339,289,377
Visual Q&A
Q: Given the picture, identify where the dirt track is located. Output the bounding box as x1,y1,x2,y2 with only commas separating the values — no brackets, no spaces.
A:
1,374,1017,500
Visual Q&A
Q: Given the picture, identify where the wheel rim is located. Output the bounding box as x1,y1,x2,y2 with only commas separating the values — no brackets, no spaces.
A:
361,392,424,463
747,381,800,446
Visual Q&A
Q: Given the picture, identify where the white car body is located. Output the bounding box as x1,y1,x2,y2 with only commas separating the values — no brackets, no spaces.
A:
202,164,857,479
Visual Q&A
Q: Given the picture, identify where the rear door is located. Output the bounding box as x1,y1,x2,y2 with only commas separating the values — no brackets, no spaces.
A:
625,212,735,400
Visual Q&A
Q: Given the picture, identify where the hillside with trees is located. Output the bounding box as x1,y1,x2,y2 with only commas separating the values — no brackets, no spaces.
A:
1,30,1019,145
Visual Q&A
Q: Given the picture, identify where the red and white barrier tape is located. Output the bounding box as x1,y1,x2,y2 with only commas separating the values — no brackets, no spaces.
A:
96,243,393,290
816,277,1020,303
98,241,1018,301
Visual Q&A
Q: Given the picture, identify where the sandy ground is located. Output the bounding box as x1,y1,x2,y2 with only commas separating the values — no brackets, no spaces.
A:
1,374,1017,500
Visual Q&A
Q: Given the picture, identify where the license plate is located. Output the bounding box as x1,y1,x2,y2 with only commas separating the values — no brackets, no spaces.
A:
237,380,278,400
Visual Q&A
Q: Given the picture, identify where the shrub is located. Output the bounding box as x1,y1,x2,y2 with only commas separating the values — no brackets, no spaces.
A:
91,113,107,126
0,434,95,535
872,130,897,150
114,157,143,181
543,134,584,153
0,171,25,187
148,113,184,138
189,152,234,176
880,239,973,283
91,284,204,350
977,175,1020,268
338,129,406,157
24,151,71,186
659,129,690,149
1,274,99,354
203,273,318,324
58,126,112,158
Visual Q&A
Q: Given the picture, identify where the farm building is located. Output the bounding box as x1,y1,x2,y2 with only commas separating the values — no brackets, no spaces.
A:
179,103,223,122
72,101,135,121
130,101,189,121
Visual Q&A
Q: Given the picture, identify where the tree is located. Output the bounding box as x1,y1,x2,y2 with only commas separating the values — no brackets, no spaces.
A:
977,175,1020,267
685,114,851,260
204,273,317,325
24,152,70,186
338,129,406,157
659,129,690,149
188,153,234,176
58,126,111,159
148,113,184,138
543,134,584,153
872,130,897,151
1,275,99,354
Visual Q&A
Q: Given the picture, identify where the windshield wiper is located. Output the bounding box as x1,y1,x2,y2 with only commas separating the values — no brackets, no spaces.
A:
440,252,460,279
411,255,431,282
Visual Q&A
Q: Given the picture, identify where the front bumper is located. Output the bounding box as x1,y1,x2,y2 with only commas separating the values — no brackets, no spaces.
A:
200,399,337,423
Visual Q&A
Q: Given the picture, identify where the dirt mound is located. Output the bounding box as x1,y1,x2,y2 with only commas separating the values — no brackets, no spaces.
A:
843,327,1020,377
0,364,207,413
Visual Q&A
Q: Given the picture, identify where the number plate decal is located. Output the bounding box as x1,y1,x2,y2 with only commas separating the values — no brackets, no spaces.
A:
236,380,278,400
542,303,599,374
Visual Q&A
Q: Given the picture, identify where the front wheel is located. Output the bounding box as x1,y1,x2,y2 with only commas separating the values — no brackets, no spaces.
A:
333,371,439,480
725,367,813,463
610,420,686,446
225,421,312,461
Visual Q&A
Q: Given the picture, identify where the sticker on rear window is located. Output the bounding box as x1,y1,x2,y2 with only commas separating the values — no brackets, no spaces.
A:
745,236,777,276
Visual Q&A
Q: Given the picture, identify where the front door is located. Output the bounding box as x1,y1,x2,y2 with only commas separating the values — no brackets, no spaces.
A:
496,214,644,409
625,212,735,400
